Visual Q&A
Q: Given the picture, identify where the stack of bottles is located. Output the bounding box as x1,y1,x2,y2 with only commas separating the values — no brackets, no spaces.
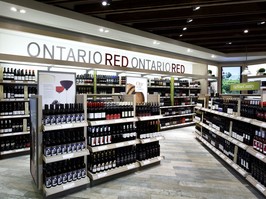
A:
2,67,36,81
87,101,134,121
43,128,85,157
0,102,25,116
88,123,137,146
76,74,94,84
88,146,137,173
0,135,30,151
137,142,160,161
43,157,86,188
136,120,160,139
42,103,84,125
135,102,160,117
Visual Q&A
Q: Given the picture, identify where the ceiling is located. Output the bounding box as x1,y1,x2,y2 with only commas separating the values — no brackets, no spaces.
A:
34,0,266,54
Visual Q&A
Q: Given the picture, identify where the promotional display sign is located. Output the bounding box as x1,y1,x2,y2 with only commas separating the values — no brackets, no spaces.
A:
126,77,147,103
38,71,76,107
221,66,241,94
0,28,193,74
230,81,260,91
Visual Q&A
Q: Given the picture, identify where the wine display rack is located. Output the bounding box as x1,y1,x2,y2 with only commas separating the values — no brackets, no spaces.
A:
30,95,90,198
0,66,36,158
194,106,266,197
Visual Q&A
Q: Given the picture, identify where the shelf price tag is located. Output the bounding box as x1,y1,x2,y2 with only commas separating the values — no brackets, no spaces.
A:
232,163,238,170
238,168,246,176
98,146,108,151
262,123,266,129
239,143,247,149
256,153,265,160
243,118,251,123
63,182,75,190
156,137,162,140
97,172,107,178
144,139,151,143
143,160,151,165
116,143,125,147
127,164,136,170
63,153,74,159
256,183,266,192
128,141,136,145
15,148,24,152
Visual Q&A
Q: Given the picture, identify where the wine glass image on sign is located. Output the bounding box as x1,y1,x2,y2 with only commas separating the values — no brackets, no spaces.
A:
60,80,73,103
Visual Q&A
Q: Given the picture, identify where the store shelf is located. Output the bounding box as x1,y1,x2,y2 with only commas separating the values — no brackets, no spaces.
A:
246,175,266,197
88,117,138,126
96,84,124,87
247,75,266,79
0,147,30,155
0,80,36,85
160,105,195,109
43,121,88,132
138,136,165,144
0,115,30,119
195,129,202,136
160,96,170,99
196,135,248,177
87,93,123,97
160,121,195,130
0,131,30,137
246,147,266,164
88,140,139,153
175,87,201,90
0,98,29,102
76,83,93,86
148,86,170,88
162,113,195,119
138,115,163,121
138,156,164,166
199,122,249,150
43,149,90,164
174,96,192,98
87,162,140,180
43,177,89,197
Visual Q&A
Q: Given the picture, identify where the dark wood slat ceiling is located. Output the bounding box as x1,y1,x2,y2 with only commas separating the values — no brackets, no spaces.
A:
35,0,266,54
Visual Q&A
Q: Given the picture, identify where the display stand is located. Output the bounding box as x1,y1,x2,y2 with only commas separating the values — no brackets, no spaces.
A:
30,95,89,198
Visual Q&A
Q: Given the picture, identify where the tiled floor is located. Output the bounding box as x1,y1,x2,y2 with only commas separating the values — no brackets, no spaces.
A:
0,126,264,199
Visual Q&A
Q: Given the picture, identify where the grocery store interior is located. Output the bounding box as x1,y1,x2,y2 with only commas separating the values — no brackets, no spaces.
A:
0,0,266,199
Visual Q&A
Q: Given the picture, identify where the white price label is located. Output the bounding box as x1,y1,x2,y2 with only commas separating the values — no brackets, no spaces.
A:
262,123,266,129
63,182,75,190
256,183,266,192
127,164,136,170
95,121,104,125
15,148,24,152
156,137,162,140
238,168,246,176
128,141,136,145
116,143,125,147
256,153,265,159
144,139,151,143
225,158,231,165
64,123,73,128
232,139,238,145
243,118,251,123
126,118,133,122
232,163,238,170
239,143,246,149
98,146,108,151
97,172,107,178
236,116,243,120
143,160,151,165
63,153,74,159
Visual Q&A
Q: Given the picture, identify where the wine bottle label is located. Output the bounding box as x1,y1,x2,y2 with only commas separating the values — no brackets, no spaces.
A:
50,116,56,125
56,145,62,155
108,135,111,144
95,137,99,146
263,144,266,154
92,165,97,173
76,142,81,151
51,146,57,156
112,160,116,168
44,146,51,156
104,136,108,145
55,115,61,124
66,115,71,123
72,170,77,181
67,172,73,182
71,114,76,123
45,177,52,188
97,164,101,172
75,113,80,122
80,113,85,121
62,173,68,183
104,163,109,170
101,163,105,171
91,137,95,146
71,143,77,152
108,161,112,169
61,144,67,154
100,136,104,145
57,174,63,185
52,175,57,187
89,113,94,120
67,144,72,153
76,169,81,179
43,116,51,126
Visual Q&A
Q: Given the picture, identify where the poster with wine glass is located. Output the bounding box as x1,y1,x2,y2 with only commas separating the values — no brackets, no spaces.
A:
126,77,147,103
38,71,76,107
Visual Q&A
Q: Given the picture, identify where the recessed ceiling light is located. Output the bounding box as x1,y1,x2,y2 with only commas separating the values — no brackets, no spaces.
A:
102,0,111,6
211,55,216,58
19,9,26,14
187,49,192,52
10,7,17,12
187,18,193,23
99,28,104,32
226,42,232,45
193,6,200,11
258,21,265,25
244,29,249,33
183,27,187,31
179,34,183,37
104,29,109,33
153,40,160,45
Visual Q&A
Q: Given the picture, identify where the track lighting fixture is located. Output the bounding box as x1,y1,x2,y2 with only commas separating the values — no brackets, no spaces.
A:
102,0,111,6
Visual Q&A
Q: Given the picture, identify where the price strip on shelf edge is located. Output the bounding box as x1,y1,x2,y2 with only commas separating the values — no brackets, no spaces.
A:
63,182,75,190
97,172,107,179
256,183,266,192
127,164,136,170
128,140,136,145
63,153,74,159
143,160,151,165
98,146,108,151
116,143,125,147
238,168,247,176
255,152,265,160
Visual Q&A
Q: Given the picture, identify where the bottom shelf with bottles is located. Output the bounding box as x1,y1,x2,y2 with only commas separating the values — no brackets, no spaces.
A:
195,133,266,197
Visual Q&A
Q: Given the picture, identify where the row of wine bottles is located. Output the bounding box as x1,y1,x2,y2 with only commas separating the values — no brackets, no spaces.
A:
2,67,36,81
137,120,159,139
0,102,25,116
161,108,192,116
0,135,30,151
88,123,136,146
253,130,266,154
160,117,192,127
76,86,93,94
137,142,160,161
76,74,126,85
88,146,137,173
135,103,160,117
0,118,30,133
43,129,85,157
42,103,84,125
87,101,134,121
2,86,37,99
43,157,86,188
